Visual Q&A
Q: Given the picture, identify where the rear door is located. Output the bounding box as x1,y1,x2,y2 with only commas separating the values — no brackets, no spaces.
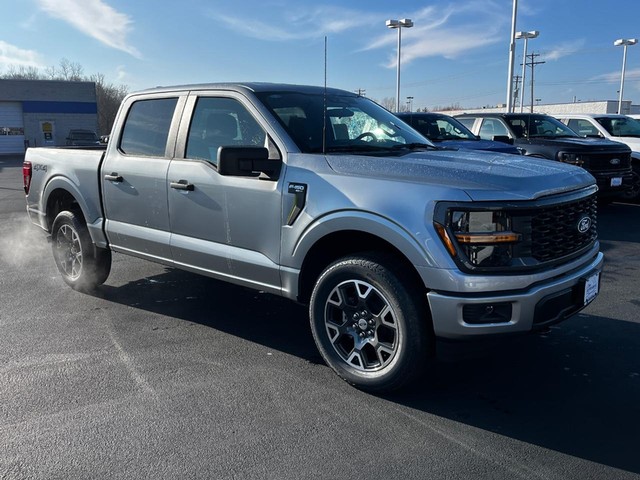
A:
102,92,186,262
167,91,285,293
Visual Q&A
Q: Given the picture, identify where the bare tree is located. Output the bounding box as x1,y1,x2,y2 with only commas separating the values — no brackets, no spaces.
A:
90,73,128,135
380,97,396,111
3,65,41,80
58,58,84,81
431,102,461,112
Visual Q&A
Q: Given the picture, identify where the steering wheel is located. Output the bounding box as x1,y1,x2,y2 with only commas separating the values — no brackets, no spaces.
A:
542,129,554,135
355,132,377,142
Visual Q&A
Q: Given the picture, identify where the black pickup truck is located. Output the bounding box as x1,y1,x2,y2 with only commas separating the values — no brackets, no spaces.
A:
455,113,633,199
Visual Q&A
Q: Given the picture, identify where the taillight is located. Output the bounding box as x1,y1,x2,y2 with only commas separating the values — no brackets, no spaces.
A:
23,161,32,194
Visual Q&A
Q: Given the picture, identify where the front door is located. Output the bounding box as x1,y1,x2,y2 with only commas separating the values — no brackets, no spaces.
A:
167,93,284,293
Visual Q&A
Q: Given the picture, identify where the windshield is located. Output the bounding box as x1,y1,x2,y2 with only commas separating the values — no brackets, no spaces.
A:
255,91,432,154
72,131,98,141
403,114,476,141
595,116,640,137
506,115,578,139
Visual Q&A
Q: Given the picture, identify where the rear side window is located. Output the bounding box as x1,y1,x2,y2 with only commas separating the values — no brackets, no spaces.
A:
479,118,509,140
120,98,178,156
456,117,475,130
567,119,599,136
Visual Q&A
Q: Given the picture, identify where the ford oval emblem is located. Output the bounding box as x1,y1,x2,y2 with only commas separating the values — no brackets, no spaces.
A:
577,216,592,233
610,158,621,165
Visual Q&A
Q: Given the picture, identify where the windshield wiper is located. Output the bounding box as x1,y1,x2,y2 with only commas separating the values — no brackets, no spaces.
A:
391,142,440,151
319,145,395,153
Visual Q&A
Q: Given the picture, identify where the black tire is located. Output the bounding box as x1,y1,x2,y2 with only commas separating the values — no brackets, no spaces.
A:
51,210,111,291
309,254,432,393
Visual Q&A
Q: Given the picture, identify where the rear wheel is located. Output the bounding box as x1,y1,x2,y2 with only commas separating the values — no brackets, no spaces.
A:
309,254,432,392
51,210,111,291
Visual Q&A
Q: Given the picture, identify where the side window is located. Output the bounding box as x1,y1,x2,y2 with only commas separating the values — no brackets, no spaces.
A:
186,97,267,164
456,117,476,130
568,119,598,136
120,98,178,156
479,119,509,140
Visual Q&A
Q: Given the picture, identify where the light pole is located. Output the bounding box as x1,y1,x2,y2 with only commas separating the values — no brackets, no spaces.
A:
505,0,518,112
515,30,539,113
614,38,637,114
406,96,414,112
386,18,413,113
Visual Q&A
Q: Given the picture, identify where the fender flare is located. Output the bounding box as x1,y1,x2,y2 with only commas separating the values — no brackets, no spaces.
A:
42,175,108,248
288,210,444,271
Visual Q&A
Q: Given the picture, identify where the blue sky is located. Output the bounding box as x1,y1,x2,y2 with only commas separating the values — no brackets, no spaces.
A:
2,0,639,110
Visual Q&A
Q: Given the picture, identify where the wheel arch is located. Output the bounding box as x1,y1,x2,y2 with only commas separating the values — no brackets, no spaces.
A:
43,176,108,247
293,213,435,305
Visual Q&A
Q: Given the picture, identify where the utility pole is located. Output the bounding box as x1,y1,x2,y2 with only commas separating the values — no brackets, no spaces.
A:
355,88,366,96
512,75,522,111
526,52,545,113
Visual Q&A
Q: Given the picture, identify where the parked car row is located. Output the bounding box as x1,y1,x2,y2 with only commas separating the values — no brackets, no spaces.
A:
397,110,639,202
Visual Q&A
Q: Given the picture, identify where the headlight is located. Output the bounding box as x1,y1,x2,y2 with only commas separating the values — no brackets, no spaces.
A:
435,210,521,268
558,152,584,166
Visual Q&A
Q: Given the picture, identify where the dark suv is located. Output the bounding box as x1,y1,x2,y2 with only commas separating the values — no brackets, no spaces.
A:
455,113,633,198
396,112,521,154
65,129,100,146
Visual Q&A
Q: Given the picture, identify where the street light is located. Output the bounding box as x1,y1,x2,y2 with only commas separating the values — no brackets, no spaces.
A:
614,38,637,114
386,18,414,113
515,30,539,113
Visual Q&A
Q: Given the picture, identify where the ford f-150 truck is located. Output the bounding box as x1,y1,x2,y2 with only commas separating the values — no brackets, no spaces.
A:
455,112,633,200
24,83,603,392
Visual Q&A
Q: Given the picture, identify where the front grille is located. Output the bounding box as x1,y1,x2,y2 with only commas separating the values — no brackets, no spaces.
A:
436,188,599,274
529,195,598,262
583,152,631,171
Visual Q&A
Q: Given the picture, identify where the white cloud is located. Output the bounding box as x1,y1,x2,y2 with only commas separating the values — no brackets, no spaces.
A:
36,0,140,58
592,68,640,84
542,40,585,62
115,65,127,82
0,41,44,70
364,2,506,68
209,1,507,67
210,6,380,42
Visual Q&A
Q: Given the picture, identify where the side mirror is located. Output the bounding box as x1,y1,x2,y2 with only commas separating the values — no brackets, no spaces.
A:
218,146,276,177
492,135,513,145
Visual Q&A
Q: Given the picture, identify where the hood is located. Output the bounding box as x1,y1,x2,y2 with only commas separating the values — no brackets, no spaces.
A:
324,149,595,201
610,137,640,153
438,138,521,155
518,136,631,152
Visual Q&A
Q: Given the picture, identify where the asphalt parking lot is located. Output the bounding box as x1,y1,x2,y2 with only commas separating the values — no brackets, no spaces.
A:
1,154,639,479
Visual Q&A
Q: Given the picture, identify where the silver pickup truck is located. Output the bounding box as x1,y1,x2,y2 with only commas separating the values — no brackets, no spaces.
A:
24,83,603,392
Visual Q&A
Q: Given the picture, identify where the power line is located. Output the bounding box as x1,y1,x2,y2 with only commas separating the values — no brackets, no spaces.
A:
526,52,545,113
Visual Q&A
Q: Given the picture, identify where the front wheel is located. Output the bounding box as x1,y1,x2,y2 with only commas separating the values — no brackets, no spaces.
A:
309,254,432,392
51,210,111,291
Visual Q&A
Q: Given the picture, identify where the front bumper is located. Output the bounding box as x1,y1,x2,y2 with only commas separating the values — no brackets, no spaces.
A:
426,252,604,340
593,170,633,196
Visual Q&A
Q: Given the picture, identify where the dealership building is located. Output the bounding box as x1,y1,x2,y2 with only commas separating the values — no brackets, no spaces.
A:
0,79,98,155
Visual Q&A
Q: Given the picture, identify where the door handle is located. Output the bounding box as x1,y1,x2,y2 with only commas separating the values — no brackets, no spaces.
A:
104,172,123,182
170,180,194,191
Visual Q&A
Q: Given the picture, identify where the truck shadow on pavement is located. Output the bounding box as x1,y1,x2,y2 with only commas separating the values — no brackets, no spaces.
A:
91,201,639,475
94,266,640,475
